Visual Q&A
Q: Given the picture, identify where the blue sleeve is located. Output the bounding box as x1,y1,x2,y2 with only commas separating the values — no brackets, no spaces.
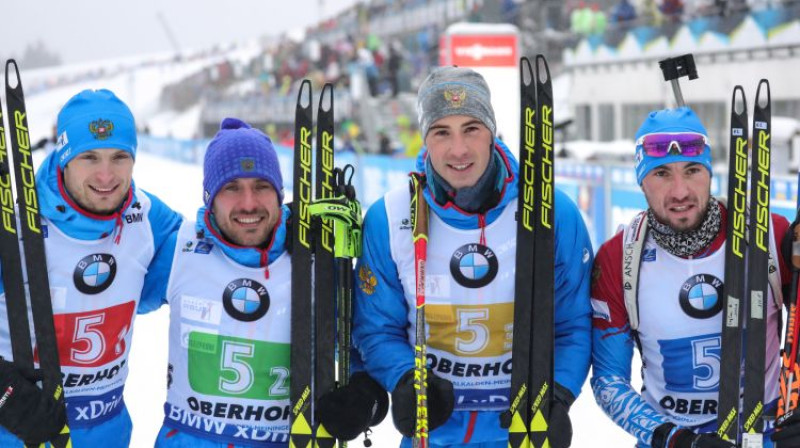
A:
592,326,672,446
352,198,415,392
552,189,593,399
138,191,182,314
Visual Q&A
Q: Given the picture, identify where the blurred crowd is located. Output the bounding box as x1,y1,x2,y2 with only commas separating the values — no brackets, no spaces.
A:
21,0,798,157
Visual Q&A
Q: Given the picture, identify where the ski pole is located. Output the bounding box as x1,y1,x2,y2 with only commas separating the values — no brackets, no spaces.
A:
409,173,429,448
778,223,800,424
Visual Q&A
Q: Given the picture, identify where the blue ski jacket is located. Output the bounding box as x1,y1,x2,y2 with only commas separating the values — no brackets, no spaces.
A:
352,139,593,446
0,150,181,448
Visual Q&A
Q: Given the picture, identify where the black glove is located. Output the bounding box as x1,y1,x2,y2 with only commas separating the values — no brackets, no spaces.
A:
652,423,735,448
0,360,67,445
316,372,389,441
772,411,800,446
547,392,573,448
391,368,454,438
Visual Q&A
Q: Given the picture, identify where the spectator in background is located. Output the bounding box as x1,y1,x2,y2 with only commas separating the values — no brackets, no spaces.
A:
378,129,393,156
358,46,379,97
324,54,342,86
591,3,608,34
660,0,685,21
611,0,637,23
640,0,665,26
571,1,582,32
396,115,423,158
387,42,403,98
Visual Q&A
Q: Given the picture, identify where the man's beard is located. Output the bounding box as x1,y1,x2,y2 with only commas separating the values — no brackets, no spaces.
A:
647,197,721,258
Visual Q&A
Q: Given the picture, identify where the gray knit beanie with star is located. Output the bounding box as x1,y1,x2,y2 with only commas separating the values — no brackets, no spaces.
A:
416,66,496,139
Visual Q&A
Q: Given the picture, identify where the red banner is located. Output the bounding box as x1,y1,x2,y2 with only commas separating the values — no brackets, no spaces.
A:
448,35,517,67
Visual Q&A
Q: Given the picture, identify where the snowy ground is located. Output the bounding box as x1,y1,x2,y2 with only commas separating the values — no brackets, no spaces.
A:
124,151,641,447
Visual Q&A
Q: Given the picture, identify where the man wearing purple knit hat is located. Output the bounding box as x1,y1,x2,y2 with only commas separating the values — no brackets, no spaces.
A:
153,118,388,448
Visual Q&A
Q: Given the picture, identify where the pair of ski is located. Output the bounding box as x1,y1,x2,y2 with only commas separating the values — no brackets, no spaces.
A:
0,61,71,447
406,56,556,448
289,80,362,448
505,56,556,448
716,80,772,447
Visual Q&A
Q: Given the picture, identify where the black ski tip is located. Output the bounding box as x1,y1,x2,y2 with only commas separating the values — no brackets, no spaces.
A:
5,59,22,91
732,85,747,115
519,57,534,87
756,79,770,109
297,79,312,109
319,82,334,112
535,54,551,85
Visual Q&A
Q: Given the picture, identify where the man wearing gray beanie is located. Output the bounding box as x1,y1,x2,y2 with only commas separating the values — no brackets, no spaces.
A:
352,66,593,447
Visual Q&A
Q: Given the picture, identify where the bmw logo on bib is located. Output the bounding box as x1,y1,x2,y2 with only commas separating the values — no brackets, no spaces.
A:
679,273,723,319
223,278,270,322
450,243,498,288
73,253,117,294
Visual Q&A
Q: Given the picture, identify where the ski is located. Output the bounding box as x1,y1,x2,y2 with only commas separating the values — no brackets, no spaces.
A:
313,83,337,448
290,79,315,448
506,56,537,448
0,70,35,383
528,54,555,448
741,79,771,446
4,60,72,448
717,85,749,444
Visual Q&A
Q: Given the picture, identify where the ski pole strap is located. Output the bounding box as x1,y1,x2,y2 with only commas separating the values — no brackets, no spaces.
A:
622,197,784,333
622,211,648,332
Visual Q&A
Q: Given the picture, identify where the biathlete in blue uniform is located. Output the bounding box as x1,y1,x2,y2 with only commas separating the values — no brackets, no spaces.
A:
0,89,181,447
351,66,594,447
153,118,388,448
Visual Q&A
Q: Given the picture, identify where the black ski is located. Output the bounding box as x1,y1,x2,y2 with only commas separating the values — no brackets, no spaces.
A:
0,74,35,381
506,56,537,448
506,55,555,448
742,79,771,444
528,54,555,448
717,85,749,444
313,83,337,448
4,60,71,447
290,79,315,448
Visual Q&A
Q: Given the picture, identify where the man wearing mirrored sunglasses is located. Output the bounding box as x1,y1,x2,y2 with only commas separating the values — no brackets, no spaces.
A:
589,106,800,447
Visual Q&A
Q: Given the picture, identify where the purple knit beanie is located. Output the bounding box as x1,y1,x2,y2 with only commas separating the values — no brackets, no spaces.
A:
203,117,284,206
